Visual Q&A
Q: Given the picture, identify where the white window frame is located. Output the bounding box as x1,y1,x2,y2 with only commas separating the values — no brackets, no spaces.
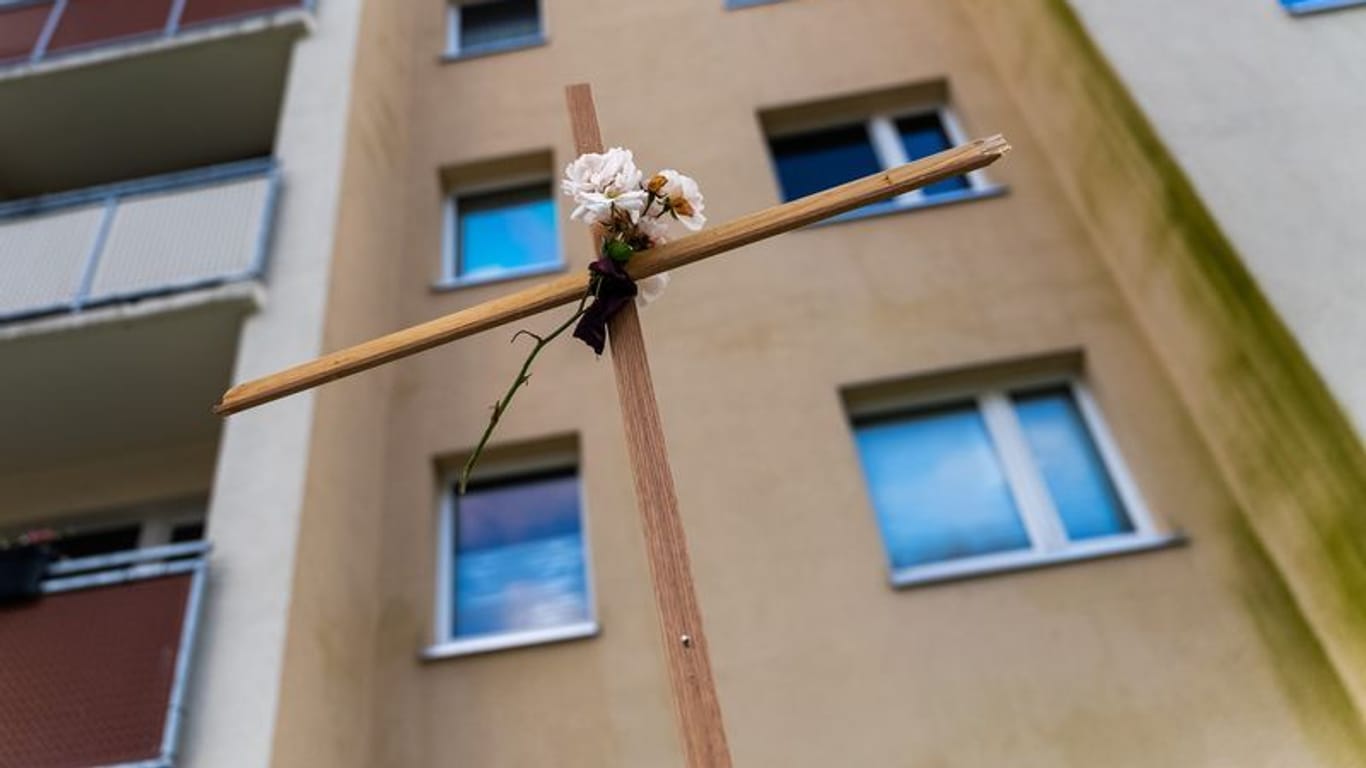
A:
424,453,599,660
134,497,206,548
137,511,205,549
770,105,1005,223
865,107,998,207
850,374,1180,588
437,173,565,290
444,0,546,60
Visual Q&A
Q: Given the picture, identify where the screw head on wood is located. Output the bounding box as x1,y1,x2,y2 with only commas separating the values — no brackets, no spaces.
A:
680,634,693,648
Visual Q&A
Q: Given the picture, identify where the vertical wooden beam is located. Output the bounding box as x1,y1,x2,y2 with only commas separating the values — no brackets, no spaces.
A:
566,83,734,768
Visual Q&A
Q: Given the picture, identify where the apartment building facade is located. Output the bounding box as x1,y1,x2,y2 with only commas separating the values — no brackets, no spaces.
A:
1,0,1363,766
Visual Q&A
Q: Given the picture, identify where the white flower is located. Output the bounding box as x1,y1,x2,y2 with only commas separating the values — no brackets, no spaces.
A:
648,169,706,231
569,189,649,226
563,148,648,225
562,147,644,195
636,272,671,308
637,214,671,246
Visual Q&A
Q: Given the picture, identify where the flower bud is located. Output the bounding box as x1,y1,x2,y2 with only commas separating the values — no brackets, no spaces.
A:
604,240,635,262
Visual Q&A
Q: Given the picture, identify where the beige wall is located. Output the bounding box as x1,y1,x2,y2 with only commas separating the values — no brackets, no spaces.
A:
267,0,417,763
326,0,1366,765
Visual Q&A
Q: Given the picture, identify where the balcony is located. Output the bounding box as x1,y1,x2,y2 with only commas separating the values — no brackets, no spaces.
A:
0,542,209,768
0,158,277,323
0,160,275,477
0,0,311,69
0,0,309,199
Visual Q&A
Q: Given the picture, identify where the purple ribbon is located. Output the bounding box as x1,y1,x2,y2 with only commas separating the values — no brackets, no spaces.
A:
573,255,638,355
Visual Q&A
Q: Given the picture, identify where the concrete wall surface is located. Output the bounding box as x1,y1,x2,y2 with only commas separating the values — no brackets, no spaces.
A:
181,0,372,764
1065,0,1366,439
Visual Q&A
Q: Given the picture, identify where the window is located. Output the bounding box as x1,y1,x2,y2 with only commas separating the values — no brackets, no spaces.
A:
766,107,999,221
442,181,561,286
46,524,143,560
11,504,206,563
429,465,597,657
445,0,544,59
849,377,1175,586
1280,0,1366,15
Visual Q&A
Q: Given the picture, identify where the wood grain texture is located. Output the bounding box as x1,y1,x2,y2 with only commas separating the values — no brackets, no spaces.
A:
214,122,1009,415
567,82,734,768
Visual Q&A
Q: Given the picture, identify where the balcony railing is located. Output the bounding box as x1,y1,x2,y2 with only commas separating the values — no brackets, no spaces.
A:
0,0,311,68
0,158,278,323
0,542,209,768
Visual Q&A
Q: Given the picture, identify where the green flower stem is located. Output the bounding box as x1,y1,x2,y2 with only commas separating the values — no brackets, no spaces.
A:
459,283,597,494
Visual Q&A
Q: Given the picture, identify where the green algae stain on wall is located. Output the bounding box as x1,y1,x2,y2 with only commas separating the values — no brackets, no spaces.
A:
1226,507,1366,763
1040,0,1366,642
968,0,1366,756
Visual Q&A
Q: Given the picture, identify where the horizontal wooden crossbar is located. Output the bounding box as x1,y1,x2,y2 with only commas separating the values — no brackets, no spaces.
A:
213,134,1010,415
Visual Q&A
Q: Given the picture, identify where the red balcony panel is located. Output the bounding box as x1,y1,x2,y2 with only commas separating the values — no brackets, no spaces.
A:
0,2,53,63
0,573,192,768
46,0,173,54
180,0,301,27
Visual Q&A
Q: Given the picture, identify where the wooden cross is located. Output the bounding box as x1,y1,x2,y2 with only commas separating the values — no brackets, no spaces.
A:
214,84,1009,767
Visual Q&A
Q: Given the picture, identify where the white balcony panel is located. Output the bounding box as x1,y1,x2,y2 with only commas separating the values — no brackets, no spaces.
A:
0,205,104,316
87,176,271,301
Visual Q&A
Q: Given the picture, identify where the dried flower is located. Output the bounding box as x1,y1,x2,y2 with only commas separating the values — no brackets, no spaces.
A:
649,170,706,231
637,214,671,247
563,147,648,225
459,150,706,491
636,272,671,307
558,150,708,322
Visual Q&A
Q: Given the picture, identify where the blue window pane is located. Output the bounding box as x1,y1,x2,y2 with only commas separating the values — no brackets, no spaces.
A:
854,403,1031,569
1013,388,1133,541
770,123,883,202
1279,0,1354,7
459,0,540,51
456,183,558,279
896,113,969,197
452,471,589,638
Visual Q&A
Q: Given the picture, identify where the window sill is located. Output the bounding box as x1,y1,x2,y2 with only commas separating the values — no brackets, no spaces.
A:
421,621,599,661
812,184,1007,229
726,0,788,9
890,532,1185,589
1284,0,1366,15
432,261,566,293
441,34,547,63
